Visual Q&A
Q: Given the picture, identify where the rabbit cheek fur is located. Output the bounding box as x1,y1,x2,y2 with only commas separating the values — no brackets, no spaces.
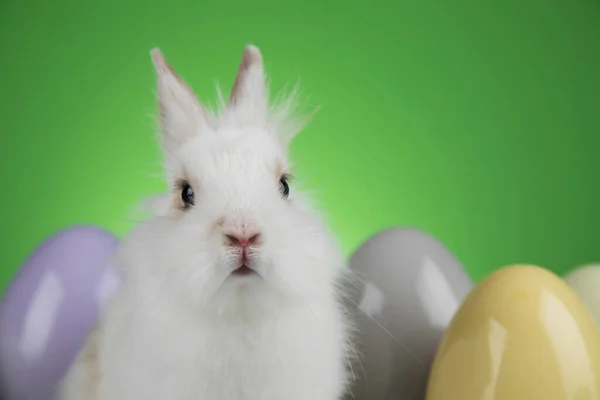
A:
58,45,353,400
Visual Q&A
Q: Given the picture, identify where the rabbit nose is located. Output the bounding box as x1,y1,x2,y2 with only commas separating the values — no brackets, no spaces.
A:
223,232,262,248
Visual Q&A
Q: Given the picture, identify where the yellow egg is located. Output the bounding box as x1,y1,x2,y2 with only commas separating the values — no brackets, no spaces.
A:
426,264,600,400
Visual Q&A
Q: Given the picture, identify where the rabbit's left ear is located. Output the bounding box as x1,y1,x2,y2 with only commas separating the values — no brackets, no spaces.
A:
228,45,269,126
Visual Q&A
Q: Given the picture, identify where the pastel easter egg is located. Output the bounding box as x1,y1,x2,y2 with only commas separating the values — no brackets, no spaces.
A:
346,227,474,400
426,264,600,400
564,264,600,323
0,226,122,400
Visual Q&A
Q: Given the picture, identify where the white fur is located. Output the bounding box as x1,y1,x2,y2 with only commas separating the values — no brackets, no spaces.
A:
57,46,354,400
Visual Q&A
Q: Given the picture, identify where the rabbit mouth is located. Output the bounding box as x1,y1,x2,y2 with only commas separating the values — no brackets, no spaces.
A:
230,249,259,277
232,264,255,276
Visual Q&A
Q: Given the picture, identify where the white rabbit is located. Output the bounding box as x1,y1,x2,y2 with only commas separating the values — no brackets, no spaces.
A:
57,45,355,400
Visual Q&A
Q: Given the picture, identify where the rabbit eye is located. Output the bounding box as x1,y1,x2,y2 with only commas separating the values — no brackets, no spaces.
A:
279,177,290,198
181,184,195,208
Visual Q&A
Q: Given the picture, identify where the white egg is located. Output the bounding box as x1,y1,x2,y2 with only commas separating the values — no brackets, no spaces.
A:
564,264,600,323
346,227,473,400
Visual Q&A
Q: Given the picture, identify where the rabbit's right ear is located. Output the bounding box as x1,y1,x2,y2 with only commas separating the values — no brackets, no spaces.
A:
151,48,209,149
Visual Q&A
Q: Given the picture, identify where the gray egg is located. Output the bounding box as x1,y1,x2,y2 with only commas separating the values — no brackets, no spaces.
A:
345,227,473,400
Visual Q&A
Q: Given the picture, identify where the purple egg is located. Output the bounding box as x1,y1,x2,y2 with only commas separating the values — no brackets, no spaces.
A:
0,226,122,400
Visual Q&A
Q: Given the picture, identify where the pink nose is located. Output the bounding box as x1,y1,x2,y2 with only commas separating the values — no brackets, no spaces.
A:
224,232,262,248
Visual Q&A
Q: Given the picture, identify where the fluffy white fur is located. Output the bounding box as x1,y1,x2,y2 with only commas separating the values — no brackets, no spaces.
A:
57,45,354,400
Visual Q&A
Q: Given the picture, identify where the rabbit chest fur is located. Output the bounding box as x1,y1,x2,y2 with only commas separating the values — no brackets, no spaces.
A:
60,277,350,400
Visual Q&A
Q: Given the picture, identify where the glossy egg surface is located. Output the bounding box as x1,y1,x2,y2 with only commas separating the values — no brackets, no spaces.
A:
426,264,600,400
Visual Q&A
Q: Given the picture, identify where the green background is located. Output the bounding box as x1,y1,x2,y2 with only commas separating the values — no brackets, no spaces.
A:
1,0,599,294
